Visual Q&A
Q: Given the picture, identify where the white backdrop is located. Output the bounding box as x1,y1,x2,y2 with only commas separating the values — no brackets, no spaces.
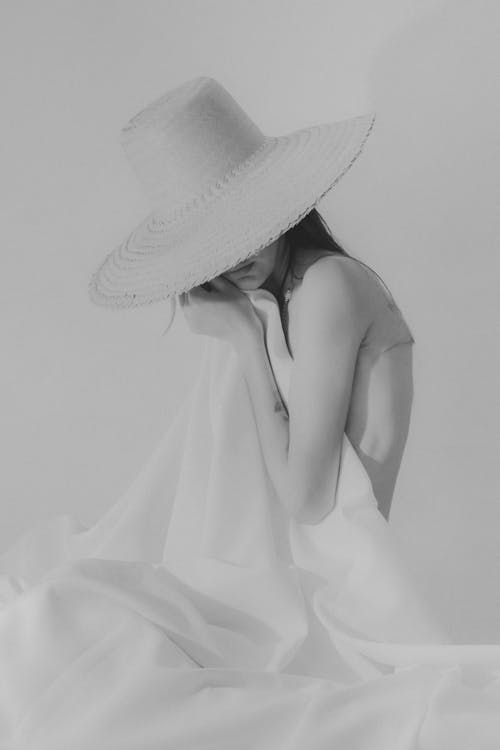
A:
1,0,499,641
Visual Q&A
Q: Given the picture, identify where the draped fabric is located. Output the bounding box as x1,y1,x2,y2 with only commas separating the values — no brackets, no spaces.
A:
1,288,500,749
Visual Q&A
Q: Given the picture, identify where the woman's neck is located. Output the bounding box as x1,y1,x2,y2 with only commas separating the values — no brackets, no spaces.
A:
261,237,291,299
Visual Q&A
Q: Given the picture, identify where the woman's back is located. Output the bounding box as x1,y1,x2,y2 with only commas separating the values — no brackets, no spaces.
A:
284,252,415,520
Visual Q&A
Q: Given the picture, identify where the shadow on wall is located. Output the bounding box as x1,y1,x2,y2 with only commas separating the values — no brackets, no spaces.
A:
361,0,500,643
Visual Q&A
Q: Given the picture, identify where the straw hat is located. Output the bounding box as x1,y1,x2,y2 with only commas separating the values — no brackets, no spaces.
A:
88,76,375,309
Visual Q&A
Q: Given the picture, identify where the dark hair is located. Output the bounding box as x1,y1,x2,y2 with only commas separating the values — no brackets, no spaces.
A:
286,208,348,259
161,207,395,337
281,207,396,302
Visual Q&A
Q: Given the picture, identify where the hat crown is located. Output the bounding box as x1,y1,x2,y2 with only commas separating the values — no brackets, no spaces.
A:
120,77,267,211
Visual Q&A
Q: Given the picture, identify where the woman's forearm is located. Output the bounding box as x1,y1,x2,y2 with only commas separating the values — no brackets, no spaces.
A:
234,327,302,519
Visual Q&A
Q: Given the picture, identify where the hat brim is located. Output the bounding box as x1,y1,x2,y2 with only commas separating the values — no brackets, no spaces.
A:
88,113,376,309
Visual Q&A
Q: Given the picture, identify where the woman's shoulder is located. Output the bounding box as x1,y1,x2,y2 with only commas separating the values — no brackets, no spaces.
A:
292,251,375,337
298,251,415,351
301,251,365,282
298,252,376,315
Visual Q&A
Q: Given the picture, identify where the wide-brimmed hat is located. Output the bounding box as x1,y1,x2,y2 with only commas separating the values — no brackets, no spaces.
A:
88,76,375,309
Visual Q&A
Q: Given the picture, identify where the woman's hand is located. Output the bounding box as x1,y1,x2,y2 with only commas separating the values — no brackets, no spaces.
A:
179,275,262,346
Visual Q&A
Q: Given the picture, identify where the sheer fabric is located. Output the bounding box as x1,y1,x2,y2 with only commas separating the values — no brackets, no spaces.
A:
1,289,499,749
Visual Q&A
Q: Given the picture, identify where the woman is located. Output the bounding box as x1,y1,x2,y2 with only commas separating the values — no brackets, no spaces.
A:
2,76,500,749
179,208,414,523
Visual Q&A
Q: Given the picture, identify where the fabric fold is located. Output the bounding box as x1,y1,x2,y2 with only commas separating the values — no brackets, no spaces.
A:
1,287,500,748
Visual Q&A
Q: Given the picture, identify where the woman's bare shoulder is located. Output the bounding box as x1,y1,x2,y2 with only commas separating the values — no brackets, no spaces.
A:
300,251,367,283
285,251,374,357
297,252,375,326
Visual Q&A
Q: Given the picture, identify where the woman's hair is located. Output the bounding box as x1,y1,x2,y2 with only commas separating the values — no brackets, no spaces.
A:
161,207,394,338
283,208,395,297
288,208,348,255
284,207,350,275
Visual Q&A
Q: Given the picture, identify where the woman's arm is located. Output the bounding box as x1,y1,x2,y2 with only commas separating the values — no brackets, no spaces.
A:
236,258,369,524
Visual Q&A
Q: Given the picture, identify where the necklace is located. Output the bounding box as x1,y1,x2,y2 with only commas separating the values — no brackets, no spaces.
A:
277,248,295,330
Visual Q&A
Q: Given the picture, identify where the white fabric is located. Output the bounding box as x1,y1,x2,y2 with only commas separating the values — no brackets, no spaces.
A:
1,288,500,749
